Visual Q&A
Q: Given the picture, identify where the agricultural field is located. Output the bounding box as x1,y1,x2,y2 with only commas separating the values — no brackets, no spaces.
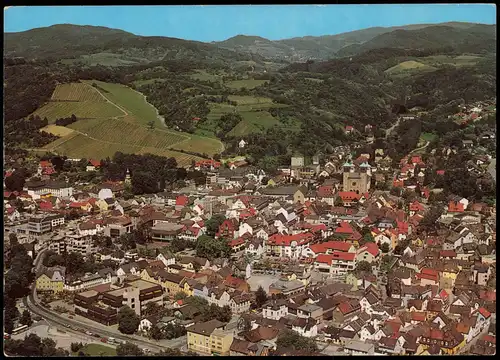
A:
385,60,436,75
51,82,104,102
171,133,225,156
418,54,483,67
32,100,123,123
226,79,269,89
40,125,75,137
132,78,167,87
68,118,190,149
36,79,223,166
189,70,222,83
81,80,159,126
227,111,280,137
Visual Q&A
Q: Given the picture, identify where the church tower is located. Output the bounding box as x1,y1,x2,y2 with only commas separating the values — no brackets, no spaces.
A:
125,168,131,185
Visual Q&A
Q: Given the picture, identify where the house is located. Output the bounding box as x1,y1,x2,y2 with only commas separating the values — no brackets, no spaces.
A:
345,126,354,134
239,139,247,148
356,243,379,264
230,338,269,356
263,300,288,320
138,315,160,332
186,319,227,355
344,340,375,355
86,159,101,172
292,317,318,338
35,266,66,293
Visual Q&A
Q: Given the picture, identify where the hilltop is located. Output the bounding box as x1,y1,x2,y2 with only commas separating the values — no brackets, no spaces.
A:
213,22,495,61
3,24,265,66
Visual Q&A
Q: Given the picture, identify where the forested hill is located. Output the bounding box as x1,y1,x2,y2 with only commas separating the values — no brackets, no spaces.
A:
212,22,494,61
3,24,265,65
336,24,496,57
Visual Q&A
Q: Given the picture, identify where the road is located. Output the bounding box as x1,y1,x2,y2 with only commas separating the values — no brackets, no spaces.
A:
28,247,186,353
488,158,496,182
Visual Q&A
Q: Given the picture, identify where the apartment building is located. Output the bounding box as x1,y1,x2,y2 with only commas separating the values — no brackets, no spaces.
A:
331,251,356,276
187,319,228,355
26,214,65,235
74,278,163,325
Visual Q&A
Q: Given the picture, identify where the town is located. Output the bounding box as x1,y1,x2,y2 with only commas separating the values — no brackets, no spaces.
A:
4,96,496,356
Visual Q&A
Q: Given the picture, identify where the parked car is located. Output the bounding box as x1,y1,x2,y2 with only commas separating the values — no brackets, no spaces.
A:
101,338,108,343
69,316,74,319
85,331,93,336
93,333,101,338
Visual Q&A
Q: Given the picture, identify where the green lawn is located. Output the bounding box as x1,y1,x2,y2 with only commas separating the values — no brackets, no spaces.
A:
420,132,438,142
73,343,117,356
226,79,269,89
189,70,222,83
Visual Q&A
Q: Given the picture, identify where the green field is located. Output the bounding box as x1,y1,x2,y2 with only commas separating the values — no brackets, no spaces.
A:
32,101,123,123
227,111,279,137
82,80,160,127
420,132,438,142
190,70,221,83
73,343,117,356
36,80,223,166
132,78,167,87
419,54,483,67
385,60,436,75
51,82,105,102
226,79,269,89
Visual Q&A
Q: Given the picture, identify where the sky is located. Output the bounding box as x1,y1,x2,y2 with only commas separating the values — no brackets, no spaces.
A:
4,4,497,42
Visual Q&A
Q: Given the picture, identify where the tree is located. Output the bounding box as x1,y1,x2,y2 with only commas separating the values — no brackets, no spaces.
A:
334,196,344,207
117,306,140,335
149,324,164,340
419,205,444,230
276,329,318,353
360,232,375,246
174,291,187,301
158,348,182,356
116,342,144,356
5,169,27,192
205,214,226,236
142,302,162,317
71,342,84,353
355,261,372,272
20,309,33,327
380,243,390,253
255,285,268,308
195,235,231,260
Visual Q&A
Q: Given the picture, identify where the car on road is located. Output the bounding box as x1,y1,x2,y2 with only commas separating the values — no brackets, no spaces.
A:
69,315,74,319
101,338,108,343
85,331,93,336
93,333,101,338
64,324,71,328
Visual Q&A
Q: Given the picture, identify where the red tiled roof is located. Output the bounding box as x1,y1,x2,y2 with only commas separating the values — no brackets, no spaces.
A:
89,159,101,167
176,195,189,206
411,312,426,322
331,251,355,262
436,170,445,175
315,254,334,265
338,192,361,201
228,238,245,248
267,232,313,246
478,307,491,318
309,240,352,254
448,201,465,213
359,242,379,257
345,125,353,130
409,201,425,212
439,250,457,258
39,160,52,168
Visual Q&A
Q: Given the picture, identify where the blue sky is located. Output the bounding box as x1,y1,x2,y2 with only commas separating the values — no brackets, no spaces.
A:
4,4,496,42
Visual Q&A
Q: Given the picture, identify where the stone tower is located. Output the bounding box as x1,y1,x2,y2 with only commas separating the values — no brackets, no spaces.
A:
343,159,371,193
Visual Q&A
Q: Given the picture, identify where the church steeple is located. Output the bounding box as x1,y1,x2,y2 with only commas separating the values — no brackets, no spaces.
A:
125,168,131,185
